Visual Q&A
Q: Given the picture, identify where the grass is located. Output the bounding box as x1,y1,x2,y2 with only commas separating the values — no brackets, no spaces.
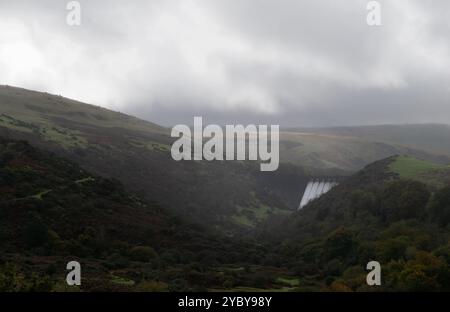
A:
231,214,255,227
129,139,170,153
110,275,135,286
75,177,95,184
30,190,52,200
149,142,170,152
230,192,291,228
389,155,445,179
39,126,88,149
277,277,300,287
12,189,53,201
0,114,34,133
0,85,165,135
0,113,88,149
279,131,394,172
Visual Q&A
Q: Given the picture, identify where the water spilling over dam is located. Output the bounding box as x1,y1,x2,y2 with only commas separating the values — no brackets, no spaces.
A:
298,180,339,210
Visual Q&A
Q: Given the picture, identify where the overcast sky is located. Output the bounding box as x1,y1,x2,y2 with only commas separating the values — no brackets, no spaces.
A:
1,0,449,126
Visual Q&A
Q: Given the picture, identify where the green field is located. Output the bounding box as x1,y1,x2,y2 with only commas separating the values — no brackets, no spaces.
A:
389,156,445,179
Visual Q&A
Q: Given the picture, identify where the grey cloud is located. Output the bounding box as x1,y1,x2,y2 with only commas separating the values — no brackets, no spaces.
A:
0,0,449,126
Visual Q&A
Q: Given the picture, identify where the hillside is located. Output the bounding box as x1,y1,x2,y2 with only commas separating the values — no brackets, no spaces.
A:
389,156,450,189
3,86,450,291
267,156,450,291
3,86,450,231
0,85,305,231
279,129,450,173
0,138,305,291
318,124,450,156
283,124,450,169
3,140,450,291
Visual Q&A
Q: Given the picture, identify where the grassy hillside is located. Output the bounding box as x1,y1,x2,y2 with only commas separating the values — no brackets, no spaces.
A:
389,156,450,189
267,156,450,291
0,86,450,230
279,130,450,173
0,85,165,134
389,156,445,178
0,85,302,231
285,124,450,161
2,85,449,233
333,124,450,155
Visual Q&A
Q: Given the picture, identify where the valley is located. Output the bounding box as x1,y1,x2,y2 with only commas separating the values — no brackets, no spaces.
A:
2,85,450,291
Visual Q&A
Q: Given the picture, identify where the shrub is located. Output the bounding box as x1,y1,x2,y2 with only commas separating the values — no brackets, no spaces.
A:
23,219,49,248
129,246,158,262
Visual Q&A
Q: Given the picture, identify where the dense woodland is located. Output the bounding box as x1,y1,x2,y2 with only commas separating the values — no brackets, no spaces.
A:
0,139,302,291
268,158,450,291
2,139,450,291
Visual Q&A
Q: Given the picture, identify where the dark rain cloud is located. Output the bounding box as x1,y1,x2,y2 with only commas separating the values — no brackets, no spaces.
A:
0,0,449,126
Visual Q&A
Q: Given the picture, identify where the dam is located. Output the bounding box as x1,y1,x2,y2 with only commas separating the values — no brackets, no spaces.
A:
298,179,339,210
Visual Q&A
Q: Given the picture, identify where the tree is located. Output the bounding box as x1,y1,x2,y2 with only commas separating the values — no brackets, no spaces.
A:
379,180,430,222
23,217,49,248
323,228,358,262
427,186,450,226
0,263,53,292
129,246,158,262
